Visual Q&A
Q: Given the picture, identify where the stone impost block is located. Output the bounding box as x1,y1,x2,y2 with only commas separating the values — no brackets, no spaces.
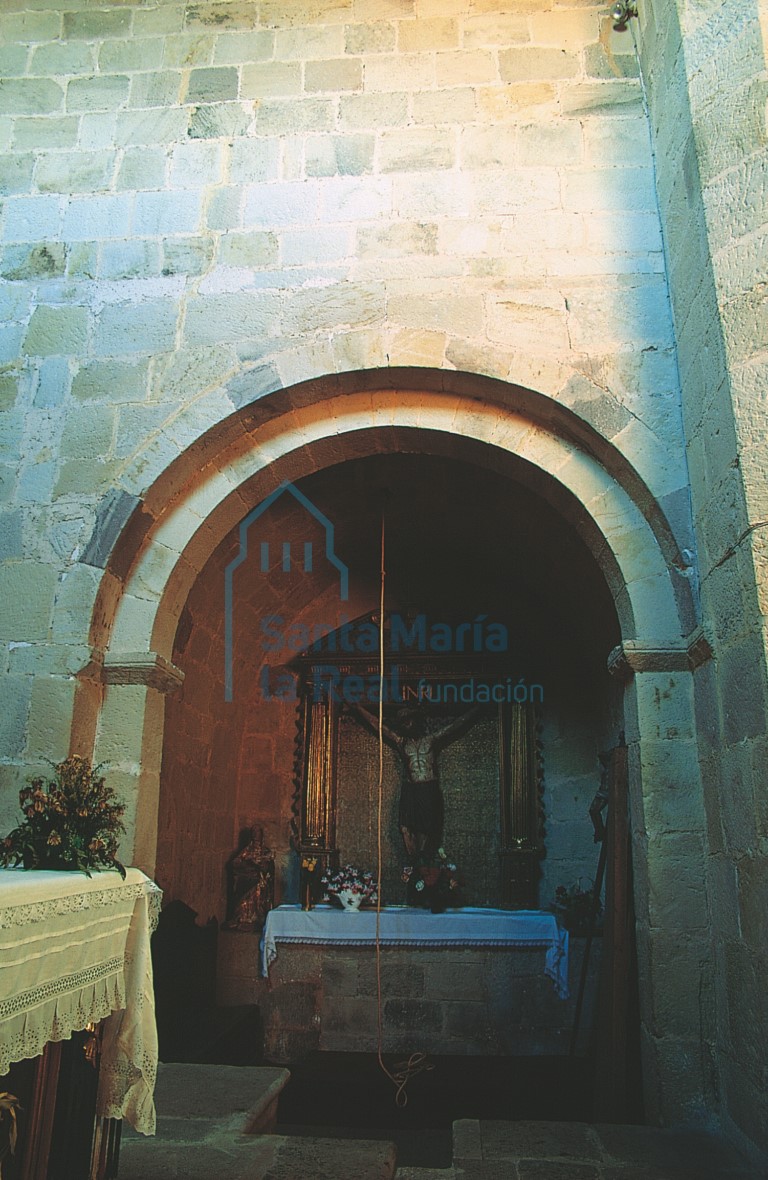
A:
0,561,59,642
94,299,179,356
23,305,89,357
561,81,643,117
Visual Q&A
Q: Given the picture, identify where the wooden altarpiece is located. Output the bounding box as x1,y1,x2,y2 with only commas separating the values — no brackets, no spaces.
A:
288,614,545,907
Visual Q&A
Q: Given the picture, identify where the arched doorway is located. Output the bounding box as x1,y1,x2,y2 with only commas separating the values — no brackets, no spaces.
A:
76,371,709,1126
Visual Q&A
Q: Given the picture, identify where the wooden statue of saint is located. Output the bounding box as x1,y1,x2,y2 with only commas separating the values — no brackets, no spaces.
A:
346,703,482,857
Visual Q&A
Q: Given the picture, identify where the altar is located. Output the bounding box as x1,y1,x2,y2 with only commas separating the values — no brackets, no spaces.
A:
262,905,569,999
0,866,161,1177
251,905,586,1063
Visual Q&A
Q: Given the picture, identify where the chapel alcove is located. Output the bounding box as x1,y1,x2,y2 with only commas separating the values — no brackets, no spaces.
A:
153,443,624,1067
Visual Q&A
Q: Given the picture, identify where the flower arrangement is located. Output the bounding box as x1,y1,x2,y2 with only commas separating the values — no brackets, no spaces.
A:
320,863,378,907
403,847,462,913
0,756,126,878
550,879,602,934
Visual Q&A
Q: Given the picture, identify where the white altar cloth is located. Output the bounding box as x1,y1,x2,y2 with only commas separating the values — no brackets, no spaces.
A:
0,866,162,1135
262,905,569,999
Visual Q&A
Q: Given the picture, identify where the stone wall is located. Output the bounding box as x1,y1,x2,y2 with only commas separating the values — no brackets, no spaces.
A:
636,0,768,1159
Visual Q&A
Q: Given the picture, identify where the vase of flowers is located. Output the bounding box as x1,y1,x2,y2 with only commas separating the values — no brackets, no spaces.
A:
0,756,126,877
402,847,462,913
321,863,377,911
550,879,602,936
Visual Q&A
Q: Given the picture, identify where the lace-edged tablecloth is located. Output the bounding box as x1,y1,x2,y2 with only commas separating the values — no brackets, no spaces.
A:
0,867,162,1135
261,905,570,998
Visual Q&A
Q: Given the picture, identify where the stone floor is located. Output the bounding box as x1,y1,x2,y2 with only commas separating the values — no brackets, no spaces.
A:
118,1064,760,1180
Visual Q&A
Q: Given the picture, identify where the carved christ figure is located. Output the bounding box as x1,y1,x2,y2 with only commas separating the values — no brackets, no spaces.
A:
347,703,482,857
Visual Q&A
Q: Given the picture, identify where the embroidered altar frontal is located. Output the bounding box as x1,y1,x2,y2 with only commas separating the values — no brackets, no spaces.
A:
0,866,161,1135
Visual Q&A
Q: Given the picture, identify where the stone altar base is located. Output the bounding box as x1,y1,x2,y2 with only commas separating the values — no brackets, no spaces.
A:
218,934,600,1064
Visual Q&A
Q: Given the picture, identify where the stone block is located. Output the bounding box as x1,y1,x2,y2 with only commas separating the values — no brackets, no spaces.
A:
185,1,261,28
253,97,333,135
23,305,89,357
364,53,435,92
129,70,183,109
379,128,454,172
321,954,359,995
132,190,202,237
99,239,162,280
228,139,281,184
79,113,118,152
319,175,392,222
60,405,115,461
0,510,22,562
306,134,375,177
72,359,149,404
345,22,396,54
63,9,132,39
339,92,409,130
518,121,583,165
94,299,179,356
383,997,443,1032
168,141,223,189
305,58,362,93
184,292,280,345
322,995,377,1033
463,13,529,46
188,102,252,139
187,66,239,103
2,195,62,243
34,357,71,407
16,462,56,505
115,108,190,147
162,235,215,276
214,30,274,64
561,80,643,117
436,49,498,86
243,179,319,227
0,79,64,117
0,675,32,759
499,48,580,82
67,74,130,118
3,11,62,41
219,230,278,268
283,282,384,334
584,42,639,80
35,150,115,196
205,187,243,231
62,194,132,241
27,676,78,759
117,147,167,192
98,36,165,73
411,88,477,125
12,117,79,150
280,226,350,265
0,561,59,641
358,957,425,998
460,125,517,169
241,62,301,99
0,375,18,411
0,154,34,196
487,289,568,353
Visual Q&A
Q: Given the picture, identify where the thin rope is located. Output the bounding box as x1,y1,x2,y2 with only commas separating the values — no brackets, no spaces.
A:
374,508,434,1106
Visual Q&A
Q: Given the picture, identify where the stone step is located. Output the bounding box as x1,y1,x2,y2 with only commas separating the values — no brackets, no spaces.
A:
452,1119,755,1180
119,1062,397,1179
